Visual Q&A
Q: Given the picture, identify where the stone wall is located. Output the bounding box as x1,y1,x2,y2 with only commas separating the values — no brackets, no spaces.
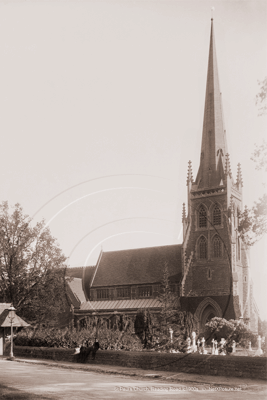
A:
12,346,267,381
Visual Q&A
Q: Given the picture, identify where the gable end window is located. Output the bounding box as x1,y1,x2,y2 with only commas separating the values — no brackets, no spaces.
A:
97,288,109,299
199,206,207,228
213,205,221,226
138,286,152,297
199,237,207,259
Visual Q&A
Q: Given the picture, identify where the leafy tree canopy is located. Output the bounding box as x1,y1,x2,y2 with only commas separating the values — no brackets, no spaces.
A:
256,77,267,116
238,80,267,246
0,201,68,326
238,194,267,246
205,317,257,347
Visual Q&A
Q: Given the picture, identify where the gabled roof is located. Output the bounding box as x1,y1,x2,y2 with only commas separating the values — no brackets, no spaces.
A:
91,244,182,287
83,266,96,299
0,309,30,327
66,266,95,280
0,303,11,316
66,278,87,307
66,267,84,279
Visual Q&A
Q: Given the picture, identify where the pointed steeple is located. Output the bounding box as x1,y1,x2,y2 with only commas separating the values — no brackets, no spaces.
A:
196,19,228,189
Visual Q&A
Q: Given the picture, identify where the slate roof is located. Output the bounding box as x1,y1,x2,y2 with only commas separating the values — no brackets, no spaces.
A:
0,303,11,316
91,244,182,287
66,278,87,306
80,298,162,312
66,267,84,279
0,309,30,327
66,266,96,280
83,266,96,298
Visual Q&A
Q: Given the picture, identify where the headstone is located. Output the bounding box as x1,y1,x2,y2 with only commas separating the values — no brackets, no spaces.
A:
214,340,218,355
186,337,192,353
255,335,263,356
201,337,207,354
232,340,236,353
219,338,226,355
169,328,173,344
211,339,215,355
191,331,197,352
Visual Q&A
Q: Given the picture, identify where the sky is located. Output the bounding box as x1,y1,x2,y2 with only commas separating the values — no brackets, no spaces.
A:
0,0,266,318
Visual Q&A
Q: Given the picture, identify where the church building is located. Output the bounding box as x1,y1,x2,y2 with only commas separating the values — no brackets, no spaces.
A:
66,19,259,334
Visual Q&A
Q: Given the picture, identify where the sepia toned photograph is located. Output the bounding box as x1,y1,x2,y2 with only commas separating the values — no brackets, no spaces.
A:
0,0,266,398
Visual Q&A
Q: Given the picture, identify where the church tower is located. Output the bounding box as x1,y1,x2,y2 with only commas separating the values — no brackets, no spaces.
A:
180,19,257,333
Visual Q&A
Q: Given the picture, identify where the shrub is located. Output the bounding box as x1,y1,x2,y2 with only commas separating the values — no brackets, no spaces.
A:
15,326,143,351
205,317,258,348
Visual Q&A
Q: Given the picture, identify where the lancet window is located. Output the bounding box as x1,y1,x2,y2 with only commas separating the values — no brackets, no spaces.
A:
213,235,222,258
213,205,221,226
199,206,207,228
199,236,207,259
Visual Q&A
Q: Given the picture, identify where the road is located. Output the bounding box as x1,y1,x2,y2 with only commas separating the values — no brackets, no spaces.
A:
0,359,266,399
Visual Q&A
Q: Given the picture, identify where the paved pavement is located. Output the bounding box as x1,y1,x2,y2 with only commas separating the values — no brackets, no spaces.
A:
12,356,267,387
0,356,266,399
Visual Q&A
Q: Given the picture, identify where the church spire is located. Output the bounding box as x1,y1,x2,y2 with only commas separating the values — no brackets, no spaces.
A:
196,19,228,189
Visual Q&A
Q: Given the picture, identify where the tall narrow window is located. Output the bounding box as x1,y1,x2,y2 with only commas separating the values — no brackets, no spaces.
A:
213,205,221,226
237,236,240,260
199,237,207,259
199,206,207,228
97,289,109,299
117,287,130,298
213,235,222,258
138,286,152,297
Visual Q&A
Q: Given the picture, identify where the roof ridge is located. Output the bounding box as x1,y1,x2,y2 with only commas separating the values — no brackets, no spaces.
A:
68,265,95,268
102,243,181,254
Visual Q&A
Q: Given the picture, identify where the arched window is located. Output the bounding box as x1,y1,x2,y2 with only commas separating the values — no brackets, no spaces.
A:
213,235,222,258
213,205,221,226
199,206,207,228
199,237,207,259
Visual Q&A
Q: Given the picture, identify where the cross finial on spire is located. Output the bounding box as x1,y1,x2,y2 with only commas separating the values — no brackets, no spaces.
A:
211,7,215,20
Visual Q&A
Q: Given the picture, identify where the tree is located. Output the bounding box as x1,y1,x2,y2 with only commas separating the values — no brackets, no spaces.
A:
238,194,267,246
256,77,267,116
154,263,196,351
205,317,257,348
134,309,154,348
157,263,180,334
238,80,267,246
238,140,267,246
251,140,267,172
258,318,267,339
0,202,68,325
